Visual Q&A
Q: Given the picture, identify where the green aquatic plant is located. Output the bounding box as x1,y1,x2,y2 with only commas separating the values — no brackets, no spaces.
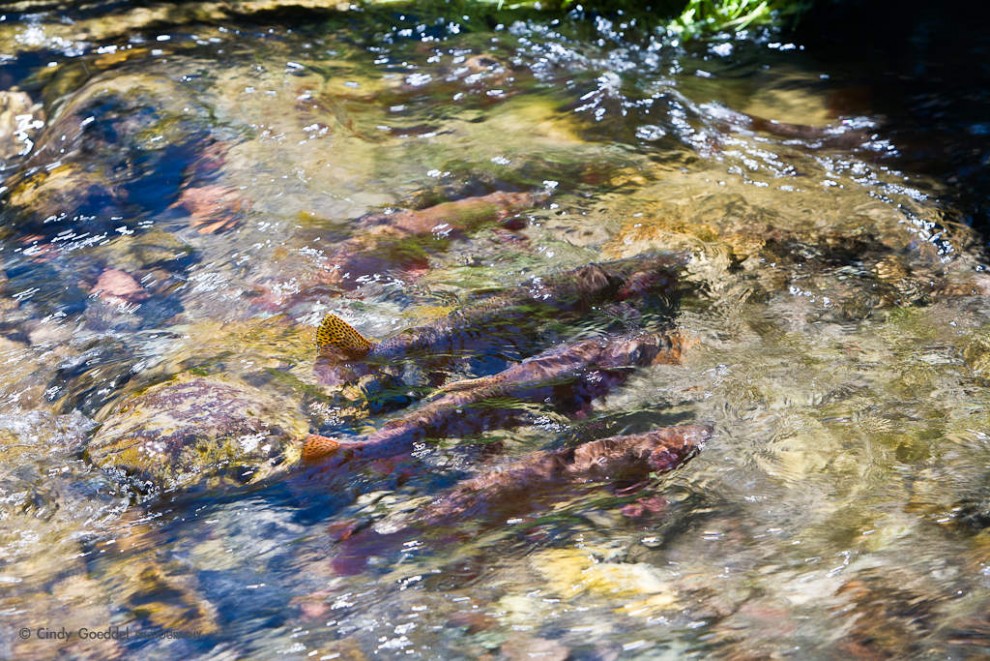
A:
362,0,813,38
668,0,809,39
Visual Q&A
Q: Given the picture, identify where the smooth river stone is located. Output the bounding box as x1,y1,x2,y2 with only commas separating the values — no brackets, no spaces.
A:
86,377,307,496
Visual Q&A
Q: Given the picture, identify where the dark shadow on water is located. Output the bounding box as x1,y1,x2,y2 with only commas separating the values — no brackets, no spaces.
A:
793,0,990,247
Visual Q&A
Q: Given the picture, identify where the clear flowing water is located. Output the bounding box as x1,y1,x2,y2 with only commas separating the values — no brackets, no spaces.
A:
2,4,990,659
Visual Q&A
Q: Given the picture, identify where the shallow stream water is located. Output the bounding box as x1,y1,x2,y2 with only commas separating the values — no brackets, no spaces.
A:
2,3,990,659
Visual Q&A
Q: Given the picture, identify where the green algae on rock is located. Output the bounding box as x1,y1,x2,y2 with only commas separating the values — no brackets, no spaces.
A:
86,377,308,497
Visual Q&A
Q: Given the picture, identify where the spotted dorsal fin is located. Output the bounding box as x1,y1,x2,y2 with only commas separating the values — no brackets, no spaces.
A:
317,313,373,359
301,434,341,463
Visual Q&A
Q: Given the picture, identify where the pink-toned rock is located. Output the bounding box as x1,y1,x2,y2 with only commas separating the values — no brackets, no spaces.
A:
174,184,246,234
500,636,570,661
93,268,149,304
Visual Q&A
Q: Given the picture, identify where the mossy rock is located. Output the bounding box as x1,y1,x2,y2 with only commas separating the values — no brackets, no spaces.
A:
87,377,307,496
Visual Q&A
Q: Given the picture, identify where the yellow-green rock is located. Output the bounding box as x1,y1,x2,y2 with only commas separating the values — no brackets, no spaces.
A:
87,376,307,496
531,547,679,617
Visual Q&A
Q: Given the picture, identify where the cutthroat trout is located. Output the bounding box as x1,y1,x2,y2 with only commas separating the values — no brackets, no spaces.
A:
313,253,688,415
302,331,686,466
328,424,711,574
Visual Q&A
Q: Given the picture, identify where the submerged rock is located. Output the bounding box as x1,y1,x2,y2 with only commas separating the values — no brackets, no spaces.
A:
89,228,197,274
100,553,219,637
833,568,945,659
86,377,308,497
92,268,149,305
0,89,44,163
172,183,248,234
5,71,211,240
531,547,680,615
499,636,570,661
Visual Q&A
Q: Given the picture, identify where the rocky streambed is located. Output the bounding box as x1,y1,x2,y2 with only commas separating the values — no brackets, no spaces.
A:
2,2,990,659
